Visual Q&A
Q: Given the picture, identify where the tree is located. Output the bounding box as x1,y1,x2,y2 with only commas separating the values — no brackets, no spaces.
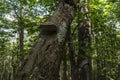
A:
77,0,92,79
13,1,75,80
1,0,120,80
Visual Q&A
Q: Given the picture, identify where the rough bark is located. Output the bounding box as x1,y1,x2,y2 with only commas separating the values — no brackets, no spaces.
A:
14,2,74,80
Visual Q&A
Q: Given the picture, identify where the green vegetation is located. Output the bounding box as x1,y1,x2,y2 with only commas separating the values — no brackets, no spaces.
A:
0,0,120,80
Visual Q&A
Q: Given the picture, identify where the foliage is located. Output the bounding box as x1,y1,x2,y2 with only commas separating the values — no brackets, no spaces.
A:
0,0,120,80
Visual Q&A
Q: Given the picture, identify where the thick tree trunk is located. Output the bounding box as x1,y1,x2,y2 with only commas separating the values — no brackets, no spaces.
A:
14,2,74,80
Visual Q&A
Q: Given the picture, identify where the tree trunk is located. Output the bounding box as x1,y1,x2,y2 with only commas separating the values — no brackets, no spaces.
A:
77,0,92,80
18,4,24,60
68,26,78,80
19,27,24,53
14,2,74,80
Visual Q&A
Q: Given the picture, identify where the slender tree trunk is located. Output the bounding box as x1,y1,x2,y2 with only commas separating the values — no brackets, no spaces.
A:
68,26,78,80
19,27,24,53
14,2,74,80
19,4,24,60
77,0,92,80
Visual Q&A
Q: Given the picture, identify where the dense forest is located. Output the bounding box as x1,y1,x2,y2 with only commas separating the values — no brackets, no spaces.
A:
0,0,120,80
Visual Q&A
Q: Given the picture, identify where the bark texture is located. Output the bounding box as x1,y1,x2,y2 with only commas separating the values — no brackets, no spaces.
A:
14,3,74,80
